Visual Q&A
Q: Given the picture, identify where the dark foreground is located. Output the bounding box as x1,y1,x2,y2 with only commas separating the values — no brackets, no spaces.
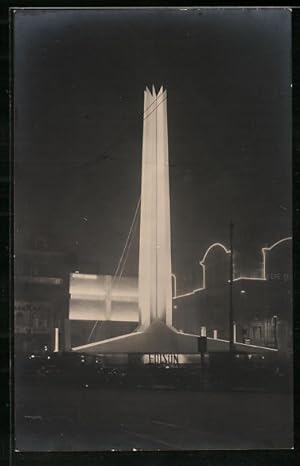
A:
15,382,293,451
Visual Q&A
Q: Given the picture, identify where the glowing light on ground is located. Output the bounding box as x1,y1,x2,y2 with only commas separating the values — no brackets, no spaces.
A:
54,327,59,352
72,273,98,280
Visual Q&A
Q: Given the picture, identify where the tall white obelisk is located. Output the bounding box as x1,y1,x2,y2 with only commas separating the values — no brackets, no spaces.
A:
73,86,265,355
74,85,200,354
138,85,173,328
74,86,239,354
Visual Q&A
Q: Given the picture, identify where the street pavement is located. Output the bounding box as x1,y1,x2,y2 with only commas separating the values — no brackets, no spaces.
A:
15,384,293,451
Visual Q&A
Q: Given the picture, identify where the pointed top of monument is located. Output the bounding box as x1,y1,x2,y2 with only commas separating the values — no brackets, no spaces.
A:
158,85,164,96
144,85,166,98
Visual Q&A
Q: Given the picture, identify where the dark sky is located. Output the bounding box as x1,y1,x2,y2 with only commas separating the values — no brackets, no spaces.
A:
14,8,292,291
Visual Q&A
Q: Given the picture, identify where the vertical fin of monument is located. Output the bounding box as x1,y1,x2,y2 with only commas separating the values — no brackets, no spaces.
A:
151,85,157,322
139,88,151,327
156,87,172,325
163,89,173,326
156,87,164,322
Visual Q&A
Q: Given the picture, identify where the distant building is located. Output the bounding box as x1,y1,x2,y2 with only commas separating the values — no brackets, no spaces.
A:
173,238,292,353
14,248,71,353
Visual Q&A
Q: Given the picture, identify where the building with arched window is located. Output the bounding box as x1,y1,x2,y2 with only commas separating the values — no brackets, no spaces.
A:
173,238,292,352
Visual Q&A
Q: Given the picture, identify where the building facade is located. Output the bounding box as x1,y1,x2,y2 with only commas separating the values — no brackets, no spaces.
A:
173,238,292,353
14,248,71,353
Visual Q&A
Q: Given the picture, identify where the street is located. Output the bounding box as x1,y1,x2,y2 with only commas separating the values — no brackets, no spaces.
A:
15,383,293,451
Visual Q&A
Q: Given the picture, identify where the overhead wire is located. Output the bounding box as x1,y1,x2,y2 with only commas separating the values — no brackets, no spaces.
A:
112,196,141,283
87,196,140,342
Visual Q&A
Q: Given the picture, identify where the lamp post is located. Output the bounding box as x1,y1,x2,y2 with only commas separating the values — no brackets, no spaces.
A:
229,221,234,353
273,315,278,349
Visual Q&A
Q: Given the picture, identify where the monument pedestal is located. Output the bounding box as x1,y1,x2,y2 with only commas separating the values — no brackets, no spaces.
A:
73,319,199,353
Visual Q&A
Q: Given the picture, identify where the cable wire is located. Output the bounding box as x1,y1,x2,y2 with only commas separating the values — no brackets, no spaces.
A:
88,195,140,342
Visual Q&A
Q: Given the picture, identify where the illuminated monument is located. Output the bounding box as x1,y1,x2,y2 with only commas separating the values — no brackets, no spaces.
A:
138,85,172,328
72,85,199,353
72,86,277,355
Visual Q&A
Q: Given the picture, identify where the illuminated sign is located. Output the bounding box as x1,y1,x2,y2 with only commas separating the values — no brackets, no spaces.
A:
143,353,202,365
144,353,179,365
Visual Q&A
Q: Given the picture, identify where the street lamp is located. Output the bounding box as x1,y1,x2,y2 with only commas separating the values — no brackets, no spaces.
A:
273,315,278,349
229,221,234,353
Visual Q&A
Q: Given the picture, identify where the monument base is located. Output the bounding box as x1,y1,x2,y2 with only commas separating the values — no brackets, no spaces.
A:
72,319,278,355
72,320,198,354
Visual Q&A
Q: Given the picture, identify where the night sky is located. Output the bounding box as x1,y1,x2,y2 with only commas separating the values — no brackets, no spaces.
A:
14,8,292,292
